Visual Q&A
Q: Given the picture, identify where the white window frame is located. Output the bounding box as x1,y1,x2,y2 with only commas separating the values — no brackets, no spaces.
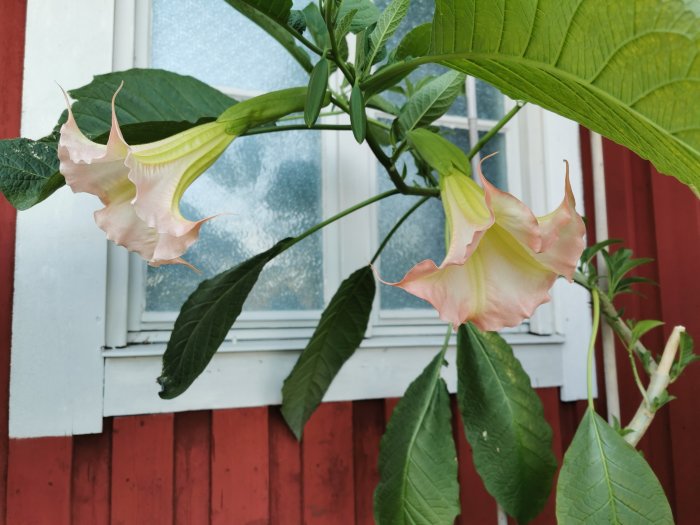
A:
9,0,592,438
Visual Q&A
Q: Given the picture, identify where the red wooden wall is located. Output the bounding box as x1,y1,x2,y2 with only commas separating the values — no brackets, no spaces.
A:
1,1,698,524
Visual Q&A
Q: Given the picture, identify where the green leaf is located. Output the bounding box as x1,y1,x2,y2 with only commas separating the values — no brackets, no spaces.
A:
65,68,236,137
365,0,409,73
224,0,313,72
457,323,557,523
374,350,460,525
0,139,63,210
334,7,358,40
628,319,665,346
433,0,700,192
392,22,431,62
305,59,330,127
281,266,375,439
336,0,380,34
302,3,330,49
350,83,367,143
158,239,291,399
557,408,674,524
365,0,700,192
394,71,465,139
406,128,469,175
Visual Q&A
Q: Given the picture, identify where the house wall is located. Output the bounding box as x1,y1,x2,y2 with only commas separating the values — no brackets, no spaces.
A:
1,1,698,524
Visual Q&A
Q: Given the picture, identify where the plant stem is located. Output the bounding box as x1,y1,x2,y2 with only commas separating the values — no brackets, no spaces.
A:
467,103,524,160
587,288,601,411
624,325,685,447
243,124,352,136
326,5,355,85
365,130,440,197
370,196,430,264
288,189,400,248
284,25,324,57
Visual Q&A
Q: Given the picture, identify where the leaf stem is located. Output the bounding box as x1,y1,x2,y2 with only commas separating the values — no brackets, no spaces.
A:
365,129,440,197
370,196,430,264
587,288,601,411
467,103,524,160
574,271,657,374
285,25,324,57
243,123,352,136
288,189,400,248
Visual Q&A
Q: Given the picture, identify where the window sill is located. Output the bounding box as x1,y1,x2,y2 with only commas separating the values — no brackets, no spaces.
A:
102,332,567,417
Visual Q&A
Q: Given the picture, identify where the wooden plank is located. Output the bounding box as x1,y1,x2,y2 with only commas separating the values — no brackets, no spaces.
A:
111,414,174,525
352,400,384,525
529,388,563,525
211,407,269,525
0,1,27,522
452,397,497,525
651,170,700,524
6,437,72,525
302,401,355,525
175,411,211,525
269,407,301,525
72,420,111,525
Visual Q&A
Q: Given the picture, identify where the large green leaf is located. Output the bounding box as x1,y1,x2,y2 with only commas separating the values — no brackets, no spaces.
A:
0,69,236,210
374,350,460,525
64,68,235,137
556,408,674,524
281,266,375,439
457,324,557,524
224,0,313,72
394,70,465,138
158,240,291,399
365,0,700,192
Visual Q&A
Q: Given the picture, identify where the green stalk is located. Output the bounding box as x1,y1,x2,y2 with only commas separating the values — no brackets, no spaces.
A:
587,288,601,410
287,189,400,248
242,124,352,136
467,103,524,160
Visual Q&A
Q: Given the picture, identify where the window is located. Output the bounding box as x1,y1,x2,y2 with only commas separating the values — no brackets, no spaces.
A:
10,0,592,438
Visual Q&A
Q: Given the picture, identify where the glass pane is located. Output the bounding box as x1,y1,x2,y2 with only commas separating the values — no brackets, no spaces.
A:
148,0,324,313
145,131,324,312
151,0,309,91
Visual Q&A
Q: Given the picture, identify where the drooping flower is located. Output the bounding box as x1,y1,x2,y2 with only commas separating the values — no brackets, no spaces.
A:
58,84,234,266
380,158,586,331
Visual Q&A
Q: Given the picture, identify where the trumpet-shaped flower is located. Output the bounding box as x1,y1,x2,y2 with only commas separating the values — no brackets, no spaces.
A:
58,85,234,266
381,161,586,331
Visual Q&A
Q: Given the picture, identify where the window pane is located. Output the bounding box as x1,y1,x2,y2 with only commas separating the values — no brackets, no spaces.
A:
148,0,324,313
145,131,324,312
151,0,309,91
476,80,505,120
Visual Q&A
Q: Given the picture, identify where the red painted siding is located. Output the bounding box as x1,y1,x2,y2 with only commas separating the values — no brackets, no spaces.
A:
1,1,698,522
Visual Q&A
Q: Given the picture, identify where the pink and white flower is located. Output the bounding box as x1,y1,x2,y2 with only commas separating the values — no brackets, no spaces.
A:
381,160,586,331
58,85,233,267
